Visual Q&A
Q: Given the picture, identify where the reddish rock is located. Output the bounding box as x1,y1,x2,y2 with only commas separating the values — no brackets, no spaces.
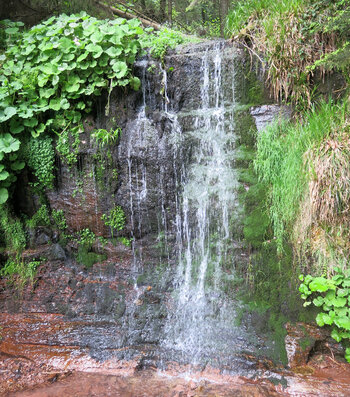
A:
285,322,344,368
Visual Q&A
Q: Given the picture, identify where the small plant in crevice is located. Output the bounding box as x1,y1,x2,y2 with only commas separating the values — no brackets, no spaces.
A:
72,179,84,199
112,169,118,182
92,150,115,193
91,127,121,147
117,236,132,247
26,204,51,228
74,228,107,269
0,257,41,290
97,236,109,249
52,209,67,231
299,268,350,362
75,228,96,250
55,124,82,166
102,206,126,237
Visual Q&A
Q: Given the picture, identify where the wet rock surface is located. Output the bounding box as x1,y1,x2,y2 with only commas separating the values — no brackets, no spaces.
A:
250,104,292,132
3,358,350,396
285,322,344,369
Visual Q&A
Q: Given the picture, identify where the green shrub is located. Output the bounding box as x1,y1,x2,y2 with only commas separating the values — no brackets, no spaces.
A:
102,206,126,237
0,257,41,289
26,204,51,228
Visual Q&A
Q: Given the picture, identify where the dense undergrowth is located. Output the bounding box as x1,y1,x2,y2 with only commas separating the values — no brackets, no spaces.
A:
232,0,350,359
0,12,193,287
255,100,350,261
226,0,350,106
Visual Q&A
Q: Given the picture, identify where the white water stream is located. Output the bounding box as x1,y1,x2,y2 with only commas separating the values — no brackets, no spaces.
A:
120,43,258,367
161,43,248,365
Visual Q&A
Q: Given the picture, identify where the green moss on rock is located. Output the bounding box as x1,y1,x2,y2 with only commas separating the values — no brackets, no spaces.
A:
77,246,107,269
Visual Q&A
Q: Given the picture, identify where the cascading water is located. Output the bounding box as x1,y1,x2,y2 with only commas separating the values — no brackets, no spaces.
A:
161,42,258,369
116,41,266,371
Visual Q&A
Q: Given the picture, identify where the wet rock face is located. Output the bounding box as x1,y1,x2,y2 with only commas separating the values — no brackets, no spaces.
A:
285,322,344,368
45,41,242,243
250,104,292,132
3,41,265,369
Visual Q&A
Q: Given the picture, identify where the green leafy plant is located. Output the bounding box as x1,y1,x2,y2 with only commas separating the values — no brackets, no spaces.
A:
75,228,96,249
74,228,108,268
117,236,132,247
26,204,51,228
0,20,24,50
97,236,109,248
102,206,126,237
140,27,199,61
25,136,55,188
0,13,144,202
91,127,121,147
0,206,26,253
55,124,82,166
299,268,350,362
0,257,41,289
52,209,67,231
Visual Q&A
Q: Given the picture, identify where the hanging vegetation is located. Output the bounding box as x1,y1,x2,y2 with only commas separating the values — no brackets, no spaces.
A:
0,12,143,204
226,0,349,106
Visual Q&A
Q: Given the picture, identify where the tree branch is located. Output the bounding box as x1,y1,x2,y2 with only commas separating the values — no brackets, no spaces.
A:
95,1,161,30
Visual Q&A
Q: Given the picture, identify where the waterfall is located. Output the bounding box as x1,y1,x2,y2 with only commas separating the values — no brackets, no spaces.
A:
161,42,252,367
115,41,263,370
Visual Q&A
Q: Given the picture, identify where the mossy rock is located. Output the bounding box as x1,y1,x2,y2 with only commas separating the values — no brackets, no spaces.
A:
77,246,107,269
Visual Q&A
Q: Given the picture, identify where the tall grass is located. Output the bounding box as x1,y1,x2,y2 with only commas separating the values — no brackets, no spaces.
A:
225,0,339,106
254,100,349,255
226,0,307,35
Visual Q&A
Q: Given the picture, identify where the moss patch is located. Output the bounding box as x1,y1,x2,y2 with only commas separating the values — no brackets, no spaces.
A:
76,246,107,269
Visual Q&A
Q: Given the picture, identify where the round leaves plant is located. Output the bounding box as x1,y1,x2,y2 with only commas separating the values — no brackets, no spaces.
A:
299,267,350,362
0,12,143,202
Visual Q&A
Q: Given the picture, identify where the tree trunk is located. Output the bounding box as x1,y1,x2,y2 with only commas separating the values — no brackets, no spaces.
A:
160,0,166,21
220,0,229,36
168,0,172,26
95,1,161,30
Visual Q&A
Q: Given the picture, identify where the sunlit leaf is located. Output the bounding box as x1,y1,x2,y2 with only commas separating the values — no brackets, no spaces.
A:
112,61,128,78
0,188,8,204
0,106,17,122
0,133,20,153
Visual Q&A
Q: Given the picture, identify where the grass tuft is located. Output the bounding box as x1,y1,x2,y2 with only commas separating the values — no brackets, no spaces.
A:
226,0,346,106
255,100,350,271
